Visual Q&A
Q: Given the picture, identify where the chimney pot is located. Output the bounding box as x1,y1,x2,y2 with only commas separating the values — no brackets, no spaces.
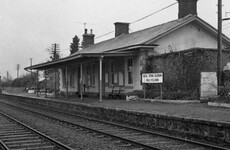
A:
84,29,87,34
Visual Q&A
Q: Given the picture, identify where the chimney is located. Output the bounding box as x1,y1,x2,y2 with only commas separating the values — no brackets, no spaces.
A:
177,0,198,18
114,22,129,37
82,29,95,48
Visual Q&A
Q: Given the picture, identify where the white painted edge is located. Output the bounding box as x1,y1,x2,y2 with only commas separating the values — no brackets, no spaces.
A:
127,96,200,103
208,102,230,108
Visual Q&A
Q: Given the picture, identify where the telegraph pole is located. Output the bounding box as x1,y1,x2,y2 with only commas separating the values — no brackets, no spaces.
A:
6,71,9,82
30,58,33,78
52,43,59,98
217,0,222,94
53,43,57,60
0,75,2,94
16,64,20,79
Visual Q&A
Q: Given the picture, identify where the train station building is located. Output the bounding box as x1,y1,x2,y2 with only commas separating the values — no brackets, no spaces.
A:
25,0,230,101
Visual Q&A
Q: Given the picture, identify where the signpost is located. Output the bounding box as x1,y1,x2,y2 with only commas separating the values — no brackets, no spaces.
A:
0,76,2,94
142,73,163,99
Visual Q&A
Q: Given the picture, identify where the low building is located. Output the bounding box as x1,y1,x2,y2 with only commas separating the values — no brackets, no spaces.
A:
25,0,230,100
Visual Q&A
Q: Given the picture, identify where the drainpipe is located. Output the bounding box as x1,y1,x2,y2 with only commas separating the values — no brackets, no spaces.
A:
36,70,39,97
44,70,47,98
99,56,103,102
80,63,83,100
66,65,68,99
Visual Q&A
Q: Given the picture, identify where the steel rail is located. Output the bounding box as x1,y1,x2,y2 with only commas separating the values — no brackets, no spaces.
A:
17,100,229,150
0,102,160,150
1,100,229,150
0,111,75,150
0,140,9,150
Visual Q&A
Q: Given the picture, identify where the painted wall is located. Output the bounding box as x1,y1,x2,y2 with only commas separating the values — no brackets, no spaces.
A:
152,23,228,55
58,55,146,95
59,66,79,93
124,55,142,92
83,62,99,93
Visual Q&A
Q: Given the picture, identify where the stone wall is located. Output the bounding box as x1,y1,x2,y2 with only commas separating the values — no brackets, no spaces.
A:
1,94,230,144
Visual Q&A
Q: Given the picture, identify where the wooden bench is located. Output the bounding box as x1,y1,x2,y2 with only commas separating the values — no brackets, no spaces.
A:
108,86,124,99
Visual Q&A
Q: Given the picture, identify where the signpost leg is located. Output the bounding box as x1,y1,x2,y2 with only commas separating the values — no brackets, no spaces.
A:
160,84,163,100
143,84,146,100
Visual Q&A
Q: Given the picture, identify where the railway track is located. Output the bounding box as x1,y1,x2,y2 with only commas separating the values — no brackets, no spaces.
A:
0,111,74,150
0,100,229,150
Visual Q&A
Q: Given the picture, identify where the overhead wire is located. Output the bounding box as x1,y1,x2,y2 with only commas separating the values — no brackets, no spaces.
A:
95,31,114,39
57,2,178,53
131,2,177,24
95,2,178,39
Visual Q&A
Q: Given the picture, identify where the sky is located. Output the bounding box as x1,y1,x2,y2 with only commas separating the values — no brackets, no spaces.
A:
0,0,230,79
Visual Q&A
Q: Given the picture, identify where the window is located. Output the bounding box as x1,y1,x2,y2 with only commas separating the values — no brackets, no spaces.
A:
86,64,96,86
69,68,75,88
62,69,66,87
111,61,114,85
92,64,95,85
87,65,91,86
127,58,133,84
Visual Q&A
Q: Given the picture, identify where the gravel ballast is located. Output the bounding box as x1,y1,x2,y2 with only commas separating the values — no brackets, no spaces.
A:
0,104,131,150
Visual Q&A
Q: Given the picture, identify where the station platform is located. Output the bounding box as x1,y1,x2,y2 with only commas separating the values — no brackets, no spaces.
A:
3,90,230,124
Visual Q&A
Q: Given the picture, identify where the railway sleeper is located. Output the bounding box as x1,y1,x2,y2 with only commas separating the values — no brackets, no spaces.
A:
125,137,159,142
8,142,52,149
0,128,25,132
12,145,55,150
0,125,20,128
114,132,143,137
0,133,35,138
119,143,132,147
165,144,200,150
1,136,40,142
0,129,27,133
5,139,42,145
185,148,207,150
97,129,129,133
0,131,31,136
131,148,144,150
112,140,122,143
145,140,171,145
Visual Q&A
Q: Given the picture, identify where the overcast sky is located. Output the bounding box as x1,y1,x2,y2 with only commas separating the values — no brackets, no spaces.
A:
0,0,230,79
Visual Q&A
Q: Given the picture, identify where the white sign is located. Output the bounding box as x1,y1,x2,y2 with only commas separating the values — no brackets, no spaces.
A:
142,73,163,83
200,72,217,99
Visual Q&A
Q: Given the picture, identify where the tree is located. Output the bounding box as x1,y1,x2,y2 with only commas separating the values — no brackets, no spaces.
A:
11,73,36,87
46,43,60,61
70,35,80,54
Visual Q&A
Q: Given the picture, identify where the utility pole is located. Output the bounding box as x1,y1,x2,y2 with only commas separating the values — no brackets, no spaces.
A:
30,58,33,78
52,43,59,98
6,71,9,82
16,64,20,79
53,44,57,60
217,0,222,94
52,43,59,61
0,75,2,94
54,43,57,98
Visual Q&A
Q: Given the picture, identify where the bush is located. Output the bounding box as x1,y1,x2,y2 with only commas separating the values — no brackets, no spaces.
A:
127,89,197,100
127,90,144,98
